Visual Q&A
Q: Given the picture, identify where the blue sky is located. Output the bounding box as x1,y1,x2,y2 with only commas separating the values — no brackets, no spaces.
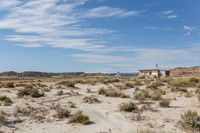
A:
0,0,200,72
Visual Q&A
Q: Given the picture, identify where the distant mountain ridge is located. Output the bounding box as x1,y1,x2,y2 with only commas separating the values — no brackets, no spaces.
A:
169,66,200,76
0,71,137,77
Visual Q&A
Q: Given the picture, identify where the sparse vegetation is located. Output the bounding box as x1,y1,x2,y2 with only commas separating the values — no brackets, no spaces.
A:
180,110,200,131
0,95,12,106
68,111,90,125
55,108,71,119
146,81,164,90
124,81,134,88
119,102,138,112
159,98,171,107
134,90,150,100
170,77,199,88
98,88,129,98
82,95,100,104
5,82,15,88
57,81,76,88
17,88,44,98
150,90,164,101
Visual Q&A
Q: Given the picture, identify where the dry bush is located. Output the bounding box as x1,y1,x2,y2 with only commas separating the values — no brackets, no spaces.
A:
180,110,200,131
82,95,100,104
114,84,126,90
54,108,71,119
159,98,171,107
134,90,150,100
17,88,44,98
98,88,129,98
124,81,134,88
103,78,121,84
150,90,164,101
57,81,76,88
171,87,188,93
68,111,90,125
146,81,164,90
134,80,143,86
0,95,12,106
119,102,138,112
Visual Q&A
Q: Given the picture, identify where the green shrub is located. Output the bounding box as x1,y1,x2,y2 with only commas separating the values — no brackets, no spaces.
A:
69,111,90,125
180,110,200,131
119,102,138,112
159,98,171,107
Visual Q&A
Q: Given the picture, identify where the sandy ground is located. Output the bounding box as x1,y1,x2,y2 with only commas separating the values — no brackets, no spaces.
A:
0,80,200,133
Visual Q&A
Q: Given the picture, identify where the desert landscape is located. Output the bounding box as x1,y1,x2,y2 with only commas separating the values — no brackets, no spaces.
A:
0,67,200,133
0,0,200,133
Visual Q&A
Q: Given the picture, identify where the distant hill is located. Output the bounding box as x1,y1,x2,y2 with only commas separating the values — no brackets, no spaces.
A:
169,66,200,76
0,71,137,77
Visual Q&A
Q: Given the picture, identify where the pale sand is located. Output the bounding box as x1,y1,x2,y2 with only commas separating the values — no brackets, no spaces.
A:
1,82,199,133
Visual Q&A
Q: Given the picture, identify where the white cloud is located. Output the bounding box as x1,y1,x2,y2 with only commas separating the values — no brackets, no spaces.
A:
84,6,140,18
183,25,194,36
0,0,140,52
160,10,178,19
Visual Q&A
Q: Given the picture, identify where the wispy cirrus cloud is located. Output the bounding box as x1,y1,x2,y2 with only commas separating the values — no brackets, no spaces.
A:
160,10,178,19
0,0,139,51
84,6,141,18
